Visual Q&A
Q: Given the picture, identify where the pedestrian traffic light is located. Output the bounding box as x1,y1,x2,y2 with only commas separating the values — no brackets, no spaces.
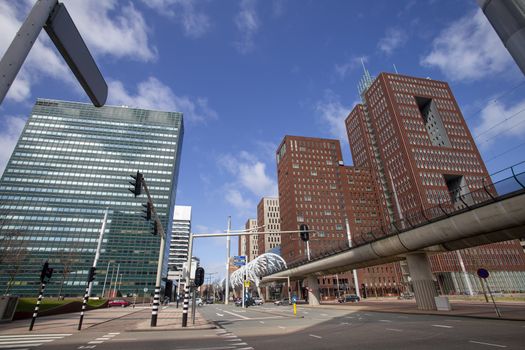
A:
128,171,143,197
142,201,152,220
300,224,309,242
194,267,205,287
40,261,51,283
153,221,158,235
87,267,97,282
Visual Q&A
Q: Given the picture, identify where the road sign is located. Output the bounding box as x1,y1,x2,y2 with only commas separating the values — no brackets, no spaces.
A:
244,281,250,288
477,268,489,279
233,255,246,267
0,0,107,107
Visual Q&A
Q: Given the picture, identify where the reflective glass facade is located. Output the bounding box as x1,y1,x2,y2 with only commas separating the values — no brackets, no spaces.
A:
0,99,183,297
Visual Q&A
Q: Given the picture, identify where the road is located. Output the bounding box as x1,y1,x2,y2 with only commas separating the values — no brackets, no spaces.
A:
0,303,524,349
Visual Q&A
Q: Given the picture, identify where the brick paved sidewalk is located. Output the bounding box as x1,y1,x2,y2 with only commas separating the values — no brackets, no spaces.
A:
309,299,525,321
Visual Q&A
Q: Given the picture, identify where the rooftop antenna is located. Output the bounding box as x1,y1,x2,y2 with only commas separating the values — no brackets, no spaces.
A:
393,64,399,74
357,58,374,100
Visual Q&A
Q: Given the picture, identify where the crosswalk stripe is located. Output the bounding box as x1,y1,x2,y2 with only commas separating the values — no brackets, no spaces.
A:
0,344,42,349
0,340,55,345
0,334,71,338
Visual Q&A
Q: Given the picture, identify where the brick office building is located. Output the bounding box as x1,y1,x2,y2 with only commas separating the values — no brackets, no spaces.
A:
346,71,525,293
276,136,403,297
256,197,281,253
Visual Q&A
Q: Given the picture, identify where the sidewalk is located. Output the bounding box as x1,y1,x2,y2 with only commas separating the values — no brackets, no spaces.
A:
132,305,215,331
307,299,525,321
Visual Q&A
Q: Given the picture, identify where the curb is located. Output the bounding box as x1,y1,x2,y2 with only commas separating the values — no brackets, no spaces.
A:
300,304,525,322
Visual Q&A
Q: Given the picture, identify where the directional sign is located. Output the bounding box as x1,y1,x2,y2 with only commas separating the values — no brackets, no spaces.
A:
44,3,107,107
477,268,490,279
233,255,246,267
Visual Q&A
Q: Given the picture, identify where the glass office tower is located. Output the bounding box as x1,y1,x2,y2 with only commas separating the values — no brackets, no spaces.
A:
0,99,183,297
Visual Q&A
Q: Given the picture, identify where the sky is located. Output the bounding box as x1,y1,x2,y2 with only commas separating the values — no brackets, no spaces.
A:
1,0,525,280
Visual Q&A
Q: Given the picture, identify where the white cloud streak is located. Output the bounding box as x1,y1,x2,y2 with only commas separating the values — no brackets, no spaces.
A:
140,0,211,38
218,150,277,216
378,27,407,55
473,97,525,150
234,0,260,54
420,9,513,81
315,90,356,143
334,56,367,80
108,77,218,124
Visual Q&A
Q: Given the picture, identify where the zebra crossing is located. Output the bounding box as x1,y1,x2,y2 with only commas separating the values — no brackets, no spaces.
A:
0,333,71,349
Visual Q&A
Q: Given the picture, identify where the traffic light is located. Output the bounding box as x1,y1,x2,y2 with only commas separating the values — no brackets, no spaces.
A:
300,224,309,242
128,171,143,197
153,221,158,235
87,267,97,282
194,267,205,287
40,261,54,283
142,201,152,220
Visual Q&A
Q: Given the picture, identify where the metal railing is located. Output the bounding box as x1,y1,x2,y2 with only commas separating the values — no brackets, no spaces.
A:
285,161,525,269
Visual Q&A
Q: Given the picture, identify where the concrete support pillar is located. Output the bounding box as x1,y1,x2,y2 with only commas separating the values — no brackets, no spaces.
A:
306,275,321,306
406,252,437,310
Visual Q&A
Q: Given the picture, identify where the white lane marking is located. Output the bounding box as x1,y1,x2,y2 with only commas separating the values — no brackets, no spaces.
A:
237,348,254,350
225,339,240,342
340,322,350,325
224,335,238,338
0,334,72,338
174,347,236,350
432,324,453,329
303,311,309,314
232,343,248,346
345,316,354,319
309,334,322,339
216,313,224,317
108,333,120,335
379,320,392,323
88,341,104,344
0,340,55,345
278,326,286,329
259,321,265,324
386,328,403,332
468,340,507,348
0,346,39,349
78,346,97,349
320,313,328,316
222,310,250,320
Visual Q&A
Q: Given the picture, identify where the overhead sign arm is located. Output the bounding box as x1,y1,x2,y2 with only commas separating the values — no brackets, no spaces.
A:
0,0,107,107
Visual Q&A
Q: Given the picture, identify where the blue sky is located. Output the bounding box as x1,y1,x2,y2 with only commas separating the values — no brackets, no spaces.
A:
1,0,525,279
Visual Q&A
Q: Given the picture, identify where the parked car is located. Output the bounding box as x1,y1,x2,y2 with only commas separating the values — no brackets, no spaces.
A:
189,297,203,306
274,298,290,306
253,297,264,305
338,294,360,303
108,299,130,307
398,292,415,300
235,297,256,307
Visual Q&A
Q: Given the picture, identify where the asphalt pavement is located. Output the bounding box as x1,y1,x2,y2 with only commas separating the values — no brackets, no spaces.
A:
0,303,524,350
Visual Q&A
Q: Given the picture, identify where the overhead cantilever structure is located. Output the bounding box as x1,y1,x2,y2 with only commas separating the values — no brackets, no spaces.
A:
230,253,287,289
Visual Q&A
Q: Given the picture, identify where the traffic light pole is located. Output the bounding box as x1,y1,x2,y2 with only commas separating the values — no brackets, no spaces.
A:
28,281,46,331
182,231,194,327
78,209,108,330
141,179,167,327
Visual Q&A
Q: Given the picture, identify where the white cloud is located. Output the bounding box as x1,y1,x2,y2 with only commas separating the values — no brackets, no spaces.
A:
108,77,218,124
473,98,525,149
218,150,277,216
378,27,407,55
0,0,156,102
420,9,513,81
140,0,211,38
0,115,27,175
334,56,367,80
315,90,357,143
63,0,157,61
234,0,260,54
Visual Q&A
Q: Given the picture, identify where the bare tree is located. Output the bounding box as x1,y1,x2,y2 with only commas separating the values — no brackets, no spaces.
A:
1,230,28,295
56,243,80,299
